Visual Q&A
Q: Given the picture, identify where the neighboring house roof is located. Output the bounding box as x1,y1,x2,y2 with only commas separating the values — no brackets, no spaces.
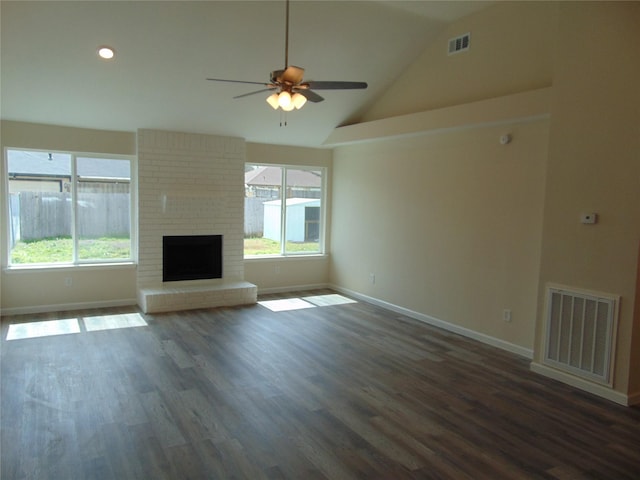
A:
7,150,130,179
245,166,321,188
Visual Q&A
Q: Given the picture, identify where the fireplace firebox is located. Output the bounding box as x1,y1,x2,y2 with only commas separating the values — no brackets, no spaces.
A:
163,235,222,282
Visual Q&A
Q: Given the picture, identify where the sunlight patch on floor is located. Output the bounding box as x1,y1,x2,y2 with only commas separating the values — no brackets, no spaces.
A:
6,312,148,341
303,294,357,307
259,294,357,312
259,298,316,312
5,295,356,339
84,313,148,332
6,318,81,340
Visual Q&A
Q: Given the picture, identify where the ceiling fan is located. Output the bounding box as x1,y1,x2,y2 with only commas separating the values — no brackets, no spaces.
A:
206,0,367,112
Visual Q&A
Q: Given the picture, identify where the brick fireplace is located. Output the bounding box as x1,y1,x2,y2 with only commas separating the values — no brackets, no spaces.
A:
136,129,256,313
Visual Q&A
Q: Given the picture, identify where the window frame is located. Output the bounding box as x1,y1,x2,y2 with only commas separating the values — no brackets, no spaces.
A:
244,163,327,258
4,147,137,268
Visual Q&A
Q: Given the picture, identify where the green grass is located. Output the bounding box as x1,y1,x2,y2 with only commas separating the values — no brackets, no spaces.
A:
11,237,130,264
11,236,314,263
244,237,319,256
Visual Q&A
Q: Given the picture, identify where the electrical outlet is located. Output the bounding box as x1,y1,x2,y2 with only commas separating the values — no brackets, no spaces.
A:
503,309,512,322
369,273,376,285
64,277,73,287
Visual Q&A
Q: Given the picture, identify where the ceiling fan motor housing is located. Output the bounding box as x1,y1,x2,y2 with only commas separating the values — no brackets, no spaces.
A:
271,70,285,84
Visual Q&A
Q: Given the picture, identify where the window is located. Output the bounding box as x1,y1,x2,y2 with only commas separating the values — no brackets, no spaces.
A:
6,149,135,266
244,164,325,256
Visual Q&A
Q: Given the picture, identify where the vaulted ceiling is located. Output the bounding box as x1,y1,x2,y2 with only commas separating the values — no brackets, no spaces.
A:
1,1,492,147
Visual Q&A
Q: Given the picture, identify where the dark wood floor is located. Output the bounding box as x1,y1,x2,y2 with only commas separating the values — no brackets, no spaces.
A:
2,290,640,479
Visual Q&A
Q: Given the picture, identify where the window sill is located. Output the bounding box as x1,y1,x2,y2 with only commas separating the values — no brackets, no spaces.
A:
3,262,137,274
244,254,328,262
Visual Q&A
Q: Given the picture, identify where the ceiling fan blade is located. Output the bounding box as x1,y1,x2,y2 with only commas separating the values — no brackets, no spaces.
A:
233,88,277,99
302,81,368,90
207,78,269,86
296,89,324,103
282,66,305,85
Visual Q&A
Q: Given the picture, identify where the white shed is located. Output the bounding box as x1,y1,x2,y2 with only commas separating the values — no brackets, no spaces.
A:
263,198,321,243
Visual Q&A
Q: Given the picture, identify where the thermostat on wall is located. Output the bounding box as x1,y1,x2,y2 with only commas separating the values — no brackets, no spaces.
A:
580,213,598,224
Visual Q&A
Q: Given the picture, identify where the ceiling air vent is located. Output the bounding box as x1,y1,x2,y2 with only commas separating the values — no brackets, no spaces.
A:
448,33,470,55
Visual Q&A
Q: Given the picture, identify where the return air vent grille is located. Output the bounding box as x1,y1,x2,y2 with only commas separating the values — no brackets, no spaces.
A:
543,286,619,386
448,33,470,55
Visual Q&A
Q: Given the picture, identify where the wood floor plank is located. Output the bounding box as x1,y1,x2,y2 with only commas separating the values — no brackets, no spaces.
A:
127,422,173,478
2,291,640,479
139,390,187,449
176,388,233,443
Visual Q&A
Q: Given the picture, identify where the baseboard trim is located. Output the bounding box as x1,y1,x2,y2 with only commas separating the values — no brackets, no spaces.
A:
627,391,640,406
1,298,138,317
331,285,533,359
530,362,632,406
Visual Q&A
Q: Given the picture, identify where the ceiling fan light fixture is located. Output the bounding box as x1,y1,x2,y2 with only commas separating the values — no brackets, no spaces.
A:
277,91,292,109
266,93,280,109
292,92,307,109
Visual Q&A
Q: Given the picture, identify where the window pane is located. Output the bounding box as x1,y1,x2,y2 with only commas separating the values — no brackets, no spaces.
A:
76,157,131,261
244,165,282,255
7,150,73,264
284,168,322,254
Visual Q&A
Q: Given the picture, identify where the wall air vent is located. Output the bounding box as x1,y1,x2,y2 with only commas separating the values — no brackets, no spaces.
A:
448,33,471,55
543,286,619,386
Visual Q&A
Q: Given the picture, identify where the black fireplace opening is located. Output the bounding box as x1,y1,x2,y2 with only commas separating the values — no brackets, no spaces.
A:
163,235,222,282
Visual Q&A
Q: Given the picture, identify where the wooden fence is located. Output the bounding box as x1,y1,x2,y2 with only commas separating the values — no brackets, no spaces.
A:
244,197,265,237
9,192,130,246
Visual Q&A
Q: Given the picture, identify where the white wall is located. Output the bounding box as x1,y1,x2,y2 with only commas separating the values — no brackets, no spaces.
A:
331,119,549,353
362,1,555,122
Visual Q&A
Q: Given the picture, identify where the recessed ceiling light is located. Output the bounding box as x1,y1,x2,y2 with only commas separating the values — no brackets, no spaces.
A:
97,46,115,60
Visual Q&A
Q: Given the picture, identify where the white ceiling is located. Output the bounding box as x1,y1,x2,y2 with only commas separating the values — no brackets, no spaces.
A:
0,1,493,148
